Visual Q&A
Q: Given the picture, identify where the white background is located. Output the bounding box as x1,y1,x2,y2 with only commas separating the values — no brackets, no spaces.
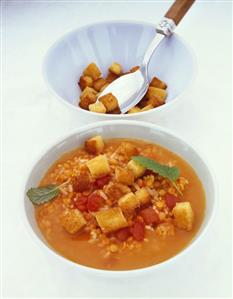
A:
2,0,232,298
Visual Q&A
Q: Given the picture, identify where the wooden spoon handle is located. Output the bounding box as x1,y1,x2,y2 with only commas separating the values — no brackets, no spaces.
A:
165,0,195,25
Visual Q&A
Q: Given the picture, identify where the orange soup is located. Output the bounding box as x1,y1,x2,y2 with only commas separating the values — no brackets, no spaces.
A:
32,137,205,270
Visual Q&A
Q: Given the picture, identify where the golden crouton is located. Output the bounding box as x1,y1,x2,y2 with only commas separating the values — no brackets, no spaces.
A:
99,93,119,112
128,106,141,114
155,223,175,237
115,167,135,185
78,75,93,90
118,142,138,159
99,83,109,92
149,76,167,90
93,78,107,92
94,207,128,233
104,182,130,201
130,66,140,73
79,87,97,110
146,87,167,107
141,104,154,112
172,202,194,231
118,192,140,212
127,160,146,178
86,155,110,178
135,187,151,205
83,63,101,80
105,72,119,83
60,209,86,234
85,135,105,155
88,102,107,114
109,62,123,75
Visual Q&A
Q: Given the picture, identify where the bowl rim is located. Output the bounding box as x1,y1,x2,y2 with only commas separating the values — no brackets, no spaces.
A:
42,19,198,118
22,120,217,277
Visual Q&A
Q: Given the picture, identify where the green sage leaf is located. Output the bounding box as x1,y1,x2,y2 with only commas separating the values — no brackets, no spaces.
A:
132,156,180,181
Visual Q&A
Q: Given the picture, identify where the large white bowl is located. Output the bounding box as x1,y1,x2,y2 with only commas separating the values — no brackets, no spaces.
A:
43,21,196,124
23,121,216,276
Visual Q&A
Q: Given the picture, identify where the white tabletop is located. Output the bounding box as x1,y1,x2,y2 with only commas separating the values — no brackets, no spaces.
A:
2,1,232,298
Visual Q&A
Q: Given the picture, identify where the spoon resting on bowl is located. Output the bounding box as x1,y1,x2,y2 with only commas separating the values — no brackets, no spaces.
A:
97,0,195,114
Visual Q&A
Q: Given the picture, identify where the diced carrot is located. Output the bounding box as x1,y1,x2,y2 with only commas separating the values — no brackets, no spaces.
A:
130,220,145,241
73,195,88,212
165,194,179,209
95,175,111,188
115,227,131,242
87,193,104,212
140,207,160,225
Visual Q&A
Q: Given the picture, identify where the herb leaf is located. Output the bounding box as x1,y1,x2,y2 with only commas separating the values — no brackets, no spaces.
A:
26,185,60,205
132,156,180,181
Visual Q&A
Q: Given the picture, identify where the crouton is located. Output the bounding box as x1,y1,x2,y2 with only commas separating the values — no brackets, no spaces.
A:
135,187,151,205
79,87,97,110
109,62,123,75
130,66,140,73
93,78,107,92
127,160,146,178
94,207,128,233
104,182,130,201
78,75,93,90
115,167,135,185
105,72,119,83
118,192,140,212
85,135,105,154
88,102,106,114
111,107,121,114
149,76,167,90
118,142,139,159
99,83,109,92
60,209,86,234
86,155,110,178
99,93,119,112
83,63,101,80
141,104,154,112
146,87,167,107
155,223,175,237
72,171,92,192
172,202,194,231
128,106,141,114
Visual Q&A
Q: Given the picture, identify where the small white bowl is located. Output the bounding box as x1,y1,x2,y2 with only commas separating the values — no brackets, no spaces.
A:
23,120,216,276
43,21,196,123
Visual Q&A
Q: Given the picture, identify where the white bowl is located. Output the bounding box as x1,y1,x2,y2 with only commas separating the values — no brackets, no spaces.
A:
23,120,216,276
43,21,196,123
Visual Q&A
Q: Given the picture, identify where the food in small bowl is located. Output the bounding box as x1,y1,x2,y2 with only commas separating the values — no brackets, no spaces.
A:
43,21,196,123
78,62,167,114
24,121,214,272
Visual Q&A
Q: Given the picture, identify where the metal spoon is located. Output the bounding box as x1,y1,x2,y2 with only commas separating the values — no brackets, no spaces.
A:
97,0,195,114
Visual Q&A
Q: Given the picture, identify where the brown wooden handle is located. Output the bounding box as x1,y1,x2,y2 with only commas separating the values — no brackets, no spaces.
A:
165,0,195,25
